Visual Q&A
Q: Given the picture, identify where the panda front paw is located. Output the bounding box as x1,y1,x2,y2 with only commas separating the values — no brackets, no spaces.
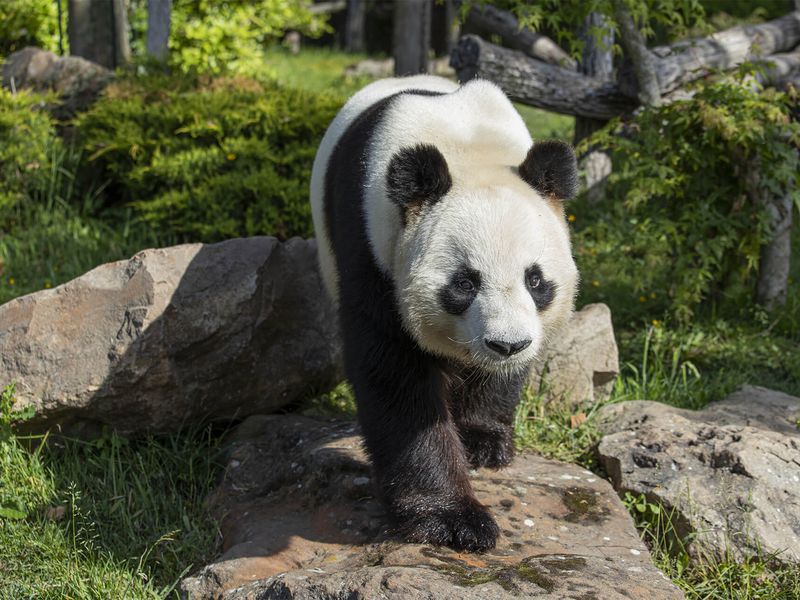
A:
402,500,499,552
460,426,514,469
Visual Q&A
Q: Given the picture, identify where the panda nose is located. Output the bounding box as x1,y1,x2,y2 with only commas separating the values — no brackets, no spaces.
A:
485,338,532,357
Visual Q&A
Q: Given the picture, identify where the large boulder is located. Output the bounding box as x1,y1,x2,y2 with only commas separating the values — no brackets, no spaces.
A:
1,47,112,118
596,386,800,563
180,415,683,600
0,237,342,435
528,303,619,408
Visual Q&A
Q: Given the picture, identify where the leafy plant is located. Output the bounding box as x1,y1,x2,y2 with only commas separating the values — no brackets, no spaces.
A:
0,0,64,56
128,0,330,75
575,76,800,323
74,73,341,242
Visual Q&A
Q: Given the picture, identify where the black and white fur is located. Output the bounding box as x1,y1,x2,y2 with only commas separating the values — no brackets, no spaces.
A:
310,76,578,552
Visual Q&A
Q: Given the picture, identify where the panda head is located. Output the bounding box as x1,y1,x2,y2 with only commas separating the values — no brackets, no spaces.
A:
388,140,579,373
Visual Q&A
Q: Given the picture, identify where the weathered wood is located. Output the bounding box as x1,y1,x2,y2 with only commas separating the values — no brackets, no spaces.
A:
756,49,800,86
344,0,365,53
68,0,129,68
619,10,800,98
394,0,431,76
450,35,636,120
308,1,346,15
575,12,614,144
462,2,576,69
146,0,171,63
612,0,660,106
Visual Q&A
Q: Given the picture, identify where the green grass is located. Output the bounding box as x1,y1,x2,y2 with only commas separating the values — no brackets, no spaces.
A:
0,386,222,599
624,492,800,600
260,46,374,96
0,144,170,305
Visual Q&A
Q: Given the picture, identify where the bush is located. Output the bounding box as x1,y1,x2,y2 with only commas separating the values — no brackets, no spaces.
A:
0,0,62,56
0,89,58,220
74,74,342,242
575,76,800,323
129,0,330,75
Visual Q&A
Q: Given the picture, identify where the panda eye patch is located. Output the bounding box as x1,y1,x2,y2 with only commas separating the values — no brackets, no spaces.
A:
439,266,481,315
525,265,556,311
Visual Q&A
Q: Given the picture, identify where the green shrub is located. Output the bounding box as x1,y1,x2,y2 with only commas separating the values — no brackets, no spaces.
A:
74,74,341,242
129,0,330,75
575,76,800,323
0,89,58,219
0,0,63,56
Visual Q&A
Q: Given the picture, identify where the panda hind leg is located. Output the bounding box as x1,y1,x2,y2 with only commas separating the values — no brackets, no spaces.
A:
449,367,529,469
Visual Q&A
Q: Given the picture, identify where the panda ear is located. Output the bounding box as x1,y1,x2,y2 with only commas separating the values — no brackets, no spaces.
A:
518,140,578,201
387,144,452,226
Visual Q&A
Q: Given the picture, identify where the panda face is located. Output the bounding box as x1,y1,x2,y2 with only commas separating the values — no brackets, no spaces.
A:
395,185,578,373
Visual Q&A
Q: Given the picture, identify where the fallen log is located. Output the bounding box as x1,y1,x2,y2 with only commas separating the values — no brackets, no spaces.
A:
619,10,800,98
756,48,800,86
462,2,576,69
450,34,636,120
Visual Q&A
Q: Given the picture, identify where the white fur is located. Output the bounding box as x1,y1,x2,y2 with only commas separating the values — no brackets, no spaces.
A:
310,76,578,370
310,75,459,300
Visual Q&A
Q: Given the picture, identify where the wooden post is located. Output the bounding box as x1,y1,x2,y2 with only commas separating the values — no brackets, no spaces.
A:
394,0,431,76
611,0,660,106
68,0,129,69
345,0,365,53
147,0,171,63
575,12,614,144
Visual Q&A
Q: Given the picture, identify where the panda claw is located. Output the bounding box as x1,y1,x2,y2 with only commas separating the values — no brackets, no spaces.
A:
402,502,499,552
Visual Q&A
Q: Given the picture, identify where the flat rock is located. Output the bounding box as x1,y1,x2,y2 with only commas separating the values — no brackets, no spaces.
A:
597,386,800,563
528,303,619,409
180,415,682,600
0,237,342,435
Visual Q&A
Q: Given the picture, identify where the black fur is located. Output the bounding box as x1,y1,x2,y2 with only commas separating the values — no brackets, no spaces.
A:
387,144,452,226
518,140,579,201
438,266,481,316
322,90,522,552
448,365,529,469
525,264,556,311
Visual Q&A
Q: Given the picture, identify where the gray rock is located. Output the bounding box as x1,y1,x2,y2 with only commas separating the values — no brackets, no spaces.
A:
2,46,112,118
180,415,682,600
597,386,800,563
529,303,619,409
0,237,342,435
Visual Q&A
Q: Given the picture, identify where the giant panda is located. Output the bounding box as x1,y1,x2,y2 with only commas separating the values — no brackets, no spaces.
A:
310,75,579,552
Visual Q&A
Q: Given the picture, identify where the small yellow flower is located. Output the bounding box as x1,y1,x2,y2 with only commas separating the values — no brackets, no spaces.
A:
650,292,657,299
8,277,14,286
639,295,647,302
652,319,662,327
591,280,600,287
567,214,576,223
226,153,237,161
44,281,52,289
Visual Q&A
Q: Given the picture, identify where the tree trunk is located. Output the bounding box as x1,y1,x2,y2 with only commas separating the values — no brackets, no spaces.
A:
450,35,636,119
575,12,614,144
345,0,365,53
742,155,794,311
394,0,431,76
462,2,576,69
612,0,661,106
147,0,171,63
68,0,129,69
619,10,800,98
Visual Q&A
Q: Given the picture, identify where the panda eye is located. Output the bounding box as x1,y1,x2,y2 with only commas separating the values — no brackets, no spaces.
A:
457,279,475,292
527,272,541,289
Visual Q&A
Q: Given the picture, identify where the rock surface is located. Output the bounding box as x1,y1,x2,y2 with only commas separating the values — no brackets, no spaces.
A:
597,386,800,563
528,303,619,409
0,237,341,435
180,415,682,600
1,47,112,118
